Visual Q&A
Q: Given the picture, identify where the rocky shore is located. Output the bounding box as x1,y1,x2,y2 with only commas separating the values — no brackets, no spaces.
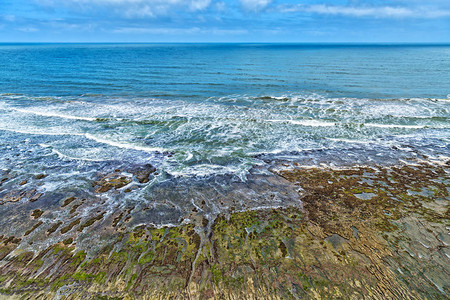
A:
0,162,448,299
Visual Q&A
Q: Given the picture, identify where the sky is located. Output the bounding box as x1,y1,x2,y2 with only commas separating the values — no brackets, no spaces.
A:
0,0,449,42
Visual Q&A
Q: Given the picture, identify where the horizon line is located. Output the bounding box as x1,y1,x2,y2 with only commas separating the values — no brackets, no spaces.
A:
1,42,450,45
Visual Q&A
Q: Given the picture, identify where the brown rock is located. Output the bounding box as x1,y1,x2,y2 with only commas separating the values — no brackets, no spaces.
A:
29,193,43,202
130,164,156,183
61,197,76,207
31,209,43,219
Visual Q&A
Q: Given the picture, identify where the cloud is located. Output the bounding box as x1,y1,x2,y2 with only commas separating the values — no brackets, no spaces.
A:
1,15,17,22
189,0,211,11
113,26,247,35
33,0,450,18
240,0,271,11
276,4,450,18
5,0,447,42
18,26,39,32
214,1,226,12
113,27,202,34
35,0,212,17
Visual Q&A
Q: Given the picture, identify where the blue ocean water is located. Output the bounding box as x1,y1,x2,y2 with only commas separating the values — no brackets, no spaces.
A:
0,43,449,180
1,43,449,99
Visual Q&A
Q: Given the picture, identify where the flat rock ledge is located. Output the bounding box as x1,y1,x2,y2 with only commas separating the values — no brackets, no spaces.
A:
0,162,448,299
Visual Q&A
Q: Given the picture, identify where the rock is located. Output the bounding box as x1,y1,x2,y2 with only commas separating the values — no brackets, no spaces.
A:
130,164,156,184
93,173,132,193
29,193,43,202
47,221,62,235
1,188,35,203
1,177,10,184
124,185,139,193
61,197,76,207
24,221,43,236
0,163,448,299
63,238,74,245
60,218,81,234
31,209,43,219
163,151,175,157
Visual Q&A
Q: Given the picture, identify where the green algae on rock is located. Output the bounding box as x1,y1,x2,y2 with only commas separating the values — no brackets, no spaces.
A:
0,162,448,299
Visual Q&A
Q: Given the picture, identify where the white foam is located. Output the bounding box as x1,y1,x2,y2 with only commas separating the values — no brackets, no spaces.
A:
51,148,108,162
327,138,373,144
0,127,84,136
365,123,425,129
0,128,165,154
185,152,194,161
167,163,248,178
268,119,335,127
84,133,165,153
13,108,96,121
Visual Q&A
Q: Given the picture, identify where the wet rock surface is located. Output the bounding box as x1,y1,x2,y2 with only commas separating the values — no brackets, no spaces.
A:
93,173,132,194
0,162,448,299
128,164,157,184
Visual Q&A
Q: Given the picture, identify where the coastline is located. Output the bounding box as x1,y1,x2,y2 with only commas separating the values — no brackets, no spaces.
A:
0,161,448,299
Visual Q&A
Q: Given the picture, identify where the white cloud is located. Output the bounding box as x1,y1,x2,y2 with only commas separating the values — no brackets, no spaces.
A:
189,0,211,11
18,27,39,32
2,15,17,22
33,0,450,19
240,0,271,11
277,4,450,18
113,26,247,35
214,1,227,12
36,0,212,17
113,27,201,34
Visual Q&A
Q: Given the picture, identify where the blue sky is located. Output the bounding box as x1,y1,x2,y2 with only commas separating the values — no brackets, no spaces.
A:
1,0,449,42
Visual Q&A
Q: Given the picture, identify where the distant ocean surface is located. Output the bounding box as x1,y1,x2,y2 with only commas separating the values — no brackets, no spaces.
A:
0,43,449,181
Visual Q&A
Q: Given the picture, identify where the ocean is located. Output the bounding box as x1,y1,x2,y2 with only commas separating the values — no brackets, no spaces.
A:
0,43,449,224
